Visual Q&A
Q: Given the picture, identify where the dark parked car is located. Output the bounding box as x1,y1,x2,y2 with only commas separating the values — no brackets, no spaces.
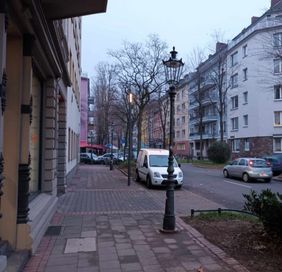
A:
80,153,98,164
262,154,282,176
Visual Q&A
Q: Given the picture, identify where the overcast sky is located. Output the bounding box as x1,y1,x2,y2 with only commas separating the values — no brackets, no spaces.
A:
81,0,270,78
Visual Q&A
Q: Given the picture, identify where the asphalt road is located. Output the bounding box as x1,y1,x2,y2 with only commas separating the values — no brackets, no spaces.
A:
181,163,282,210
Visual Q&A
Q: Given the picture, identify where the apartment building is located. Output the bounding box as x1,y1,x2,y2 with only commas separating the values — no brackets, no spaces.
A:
227,0,282,157
174,76,190,157
0,0,107,263
188,0,282,159
188,42,228,159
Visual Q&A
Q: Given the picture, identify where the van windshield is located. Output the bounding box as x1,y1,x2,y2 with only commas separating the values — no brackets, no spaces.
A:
149,155,178,167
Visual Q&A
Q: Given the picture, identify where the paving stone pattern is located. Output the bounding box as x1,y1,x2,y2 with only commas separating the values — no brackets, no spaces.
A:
23,164,249,272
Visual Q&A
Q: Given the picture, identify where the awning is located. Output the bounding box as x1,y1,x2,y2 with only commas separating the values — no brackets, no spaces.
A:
42,0,108,20
80,141,105,150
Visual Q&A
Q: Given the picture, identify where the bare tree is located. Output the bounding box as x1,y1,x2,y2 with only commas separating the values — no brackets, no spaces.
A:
187,48,207,159
92,63,118,145
109,34,167,152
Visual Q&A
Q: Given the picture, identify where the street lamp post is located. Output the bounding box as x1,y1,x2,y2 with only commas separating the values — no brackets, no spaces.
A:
128,93,133,186
110,123,114,170
162,47,184,232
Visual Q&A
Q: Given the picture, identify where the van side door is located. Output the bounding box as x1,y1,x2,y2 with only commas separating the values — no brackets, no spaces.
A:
139,154,149,181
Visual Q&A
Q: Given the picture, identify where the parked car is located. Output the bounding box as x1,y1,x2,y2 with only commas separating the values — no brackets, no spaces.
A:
80,153,98,164
262,154,282,176
135,148,183,189
223,157,272,183
97,153,119,165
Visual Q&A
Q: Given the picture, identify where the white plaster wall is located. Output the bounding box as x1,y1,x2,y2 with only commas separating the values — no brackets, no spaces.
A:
227,26,282,140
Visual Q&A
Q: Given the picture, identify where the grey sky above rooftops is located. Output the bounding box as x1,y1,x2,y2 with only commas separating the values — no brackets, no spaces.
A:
81,0,269,78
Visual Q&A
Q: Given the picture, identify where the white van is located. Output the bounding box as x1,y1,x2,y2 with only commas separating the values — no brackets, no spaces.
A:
135,148,183,188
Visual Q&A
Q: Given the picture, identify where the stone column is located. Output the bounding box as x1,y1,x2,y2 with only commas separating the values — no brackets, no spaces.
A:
0,0,8,221
42,80,58,195
57,99,66,194
16,34,34,250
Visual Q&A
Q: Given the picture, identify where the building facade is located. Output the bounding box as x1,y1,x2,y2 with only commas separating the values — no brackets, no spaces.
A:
188,0,282,159
174,76,190,157
0,0,107,263
226,0,282,158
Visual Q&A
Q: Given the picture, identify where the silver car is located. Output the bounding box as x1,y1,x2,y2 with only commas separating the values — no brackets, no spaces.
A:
223,158,272,183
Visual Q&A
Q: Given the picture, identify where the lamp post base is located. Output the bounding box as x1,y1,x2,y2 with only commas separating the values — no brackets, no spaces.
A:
159,227,179,234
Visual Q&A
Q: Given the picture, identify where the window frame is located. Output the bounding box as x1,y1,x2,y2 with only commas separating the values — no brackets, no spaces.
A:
273,32,282,47
231,95,239,110
274,111,282,126
273,137,282,152
231,139,240,152
243,91,248,104
274,58,282,74
231,73,238,88
244,138,250,151
231,117,239,131
274,85,282,100
231,51,238,67
242,44,247,57
243,114,248,127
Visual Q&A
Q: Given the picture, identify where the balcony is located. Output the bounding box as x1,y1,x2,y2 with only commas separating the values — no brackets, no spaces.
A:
189,132,219,141
189,115,218,125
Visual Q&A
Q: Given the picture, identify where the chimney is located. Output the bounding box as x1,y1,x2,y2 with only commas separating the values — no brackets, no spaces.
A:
216,42,227,52
251,16,259,24
271,0,280,7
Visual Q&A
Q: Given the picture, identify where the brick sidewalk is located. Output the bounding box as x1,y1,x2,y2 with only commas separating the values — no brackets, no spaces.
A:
22,164,249,272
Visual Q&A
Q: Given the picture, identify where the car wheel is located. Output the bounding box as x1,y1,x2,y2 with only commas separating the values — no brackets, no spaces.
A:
265,178,271,183
223,169,229,178
146,175,152,189
175,185,182,189
242,173,249,182
136,170,141,182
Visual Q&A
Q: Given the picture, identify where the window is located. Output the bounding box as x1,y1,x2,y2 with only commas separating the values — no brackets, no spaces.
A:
181,116,185,124
244,138,250,151
89,104,94,111
243,91,248,104
274,111,282,125
231,51,238,66
182,103,185,111
242,45,247,57
176,118,180,126
231,139,240,152
274,85,282,100
231,117,239,130
274,137,282,152
273,33,282,47
182,129,186,137
231,74,238,88
243,68,248,81
231,95,239,109
88,117,94,125
274,59,282,73
243,115,248,126
176,131,180,138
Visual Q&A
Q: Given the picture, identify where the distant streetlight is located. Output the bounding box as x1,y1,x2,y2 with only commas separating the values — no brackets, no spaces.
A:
161,47,184,232
128,93,133,186
90,131,94,164
110,123,114,171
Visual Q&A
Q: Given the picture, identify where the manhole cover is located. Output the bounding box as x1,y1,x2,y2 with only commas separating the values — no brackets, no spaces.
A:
44,226,62,236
